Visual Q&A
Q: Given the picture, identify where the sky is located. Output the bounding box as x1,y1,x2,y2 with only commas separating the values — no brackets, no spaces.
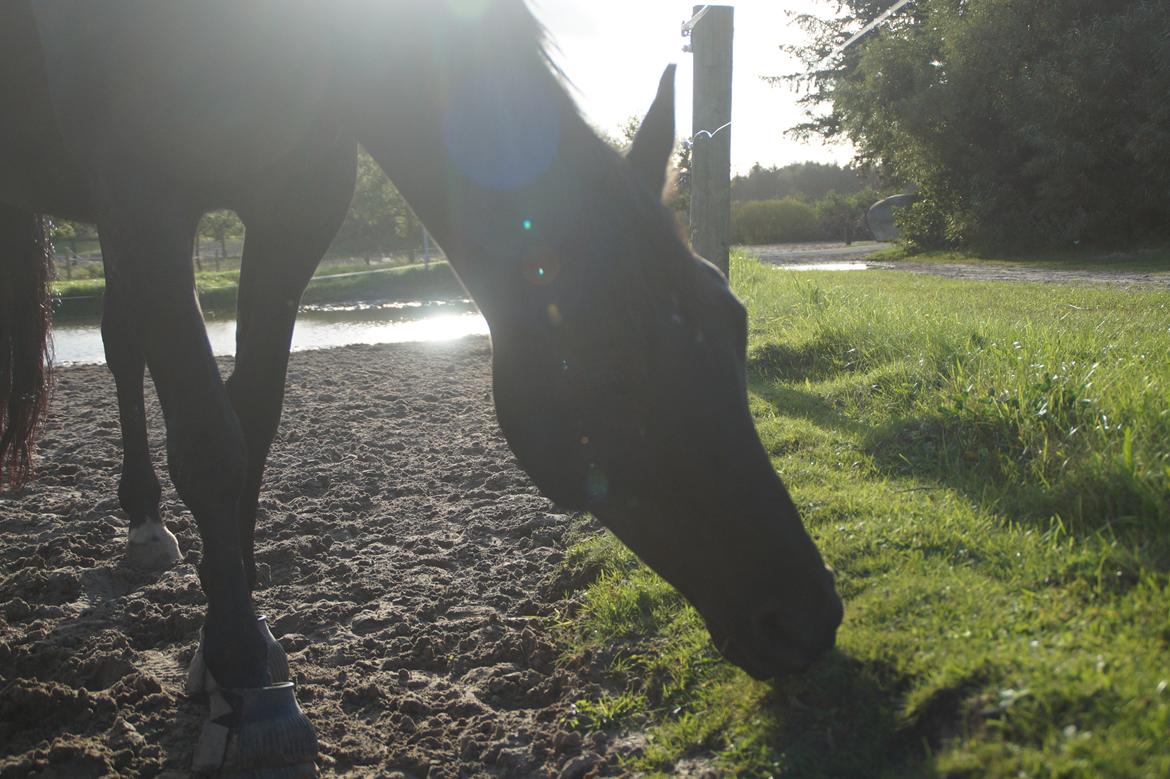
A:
530,1,855,174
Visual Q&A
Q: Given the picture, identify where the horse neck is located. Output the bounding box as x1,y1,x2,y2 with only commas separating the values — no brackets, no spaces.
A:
346,6,625,313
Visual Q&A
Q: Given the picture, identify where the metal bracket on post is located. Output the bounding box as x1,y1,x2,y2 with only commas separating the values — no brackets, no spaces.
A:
680,5,712,52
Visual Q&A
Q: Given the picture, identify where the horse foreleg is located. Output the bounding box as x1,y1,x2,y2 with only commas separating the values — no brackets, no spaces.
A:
228,135,356,591
99,270,180,569
95,187,316,777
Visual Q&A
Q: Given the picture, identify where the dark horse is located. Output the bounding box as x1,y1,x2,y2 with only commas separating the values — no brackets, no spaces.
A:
0,1,842,774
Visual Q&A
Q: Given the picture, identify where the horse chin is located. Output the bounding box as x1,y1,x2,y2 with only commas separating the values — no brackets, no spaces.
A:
706,621,829,681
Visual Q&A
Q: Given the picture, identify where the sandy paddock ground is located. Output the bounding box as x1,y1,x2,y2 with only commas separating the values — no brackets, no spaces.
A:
0,339,632,778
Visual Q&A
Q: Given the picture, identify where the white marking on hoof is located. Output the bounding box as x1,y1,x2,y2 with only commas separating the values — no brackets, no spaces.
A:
259,616,292,685
193,708,231,772
186,631,219,696
125,520,183,569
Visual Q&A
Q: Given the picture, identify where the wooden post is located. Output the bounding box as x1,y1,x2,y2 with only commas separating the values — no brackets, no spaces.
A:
689,5,733,277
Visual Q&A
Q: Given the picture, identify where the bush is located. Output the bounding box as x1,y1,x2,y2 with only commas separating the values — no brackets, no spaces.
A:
815,189,879,244
731,197,820,245
894,199,953,254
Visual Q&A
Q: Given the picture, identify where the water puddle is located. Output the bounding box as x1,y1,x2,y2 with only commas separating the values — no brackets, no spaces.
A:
52,299,489,366
771,261,874,272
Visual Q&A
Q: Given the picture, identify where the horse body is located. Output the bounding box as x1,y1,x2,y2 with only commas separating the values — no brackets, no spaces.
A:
2,2,338,215
1,1,843,773
0,4,82,218
5,0,361,574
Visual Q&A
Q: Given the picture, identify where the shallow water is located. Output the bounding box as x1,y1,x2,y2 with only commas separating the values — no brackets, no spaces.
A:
53,299,489,365
772,261,873,272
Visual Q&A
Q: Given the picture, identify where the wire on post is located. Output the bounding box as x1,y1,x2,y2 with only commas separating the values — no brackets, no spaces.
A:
821,0,916,64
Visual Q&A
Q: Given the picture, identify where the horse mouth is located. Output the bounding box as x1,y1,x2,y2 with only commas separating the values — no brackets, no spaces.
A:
707,620,833,681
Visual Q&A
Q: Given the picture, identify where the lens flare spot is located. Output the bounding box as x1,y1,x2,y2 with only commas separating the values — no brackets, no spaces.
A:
522,219,533,231
585,464,609,504
522,249,560,285
442,69,561,191
547,303,563,326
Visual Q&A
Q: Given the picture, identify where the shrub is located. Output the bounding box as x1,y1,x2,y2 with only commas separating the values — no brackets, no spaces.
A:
731,197,820,245
815,188,879,244
895,198,954,254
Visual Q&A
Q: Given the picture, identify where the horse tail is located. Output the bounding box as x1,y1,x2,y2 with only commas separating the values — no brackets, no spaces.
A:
0,205,54,490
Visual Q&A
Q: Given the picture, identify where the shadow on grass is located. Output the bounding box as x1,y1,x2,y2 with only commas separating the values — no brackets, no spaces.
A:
864,410,1169,572
748,335,866,386
748,368,1168,578
750,381,870,441
755,651,970,778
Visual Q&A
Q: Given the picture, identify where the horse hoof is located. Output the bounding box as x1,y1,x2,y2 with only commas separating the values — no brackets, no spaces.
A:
125,520,183,570
193,683,317,777
187,617,290,696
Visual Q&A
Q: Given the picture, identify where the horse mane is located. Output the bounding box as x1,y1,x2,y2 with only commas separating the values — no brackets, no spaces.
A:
441,0,577,122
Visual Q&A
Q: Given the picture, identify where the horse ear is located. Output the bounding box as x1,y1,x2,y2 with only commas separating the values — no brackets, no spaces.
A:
627,65,676,198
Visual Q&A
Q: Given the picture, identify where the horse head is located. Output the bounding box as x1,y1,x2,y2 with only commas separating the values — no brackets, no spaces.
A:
486,66,844,678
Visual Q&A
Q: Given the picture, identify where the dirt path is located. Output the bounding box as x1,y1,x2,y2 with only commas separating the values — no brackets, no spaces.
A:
0,340,627,778
747,243,1170,287
885,261,1170,287
744,242,887,267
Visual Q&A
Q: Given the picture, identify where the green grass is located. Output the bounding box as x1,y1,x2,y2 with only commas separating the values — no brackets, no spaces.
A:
557,253,1170,777
51,261,464,319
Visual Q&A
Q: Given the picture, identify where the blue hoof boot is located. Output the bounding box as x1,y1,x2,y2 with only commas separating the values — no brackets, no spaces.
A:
193,682,317,778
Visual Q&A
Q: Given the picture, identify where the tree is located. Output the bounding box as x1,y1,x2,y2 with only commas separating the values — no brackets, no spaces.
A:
198,210,243,270
785,0,1170,251
823,188,879,243
731,198,820,245
332,147,421,263
671,139,692,219
48,219,97,279
732,162,869,203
